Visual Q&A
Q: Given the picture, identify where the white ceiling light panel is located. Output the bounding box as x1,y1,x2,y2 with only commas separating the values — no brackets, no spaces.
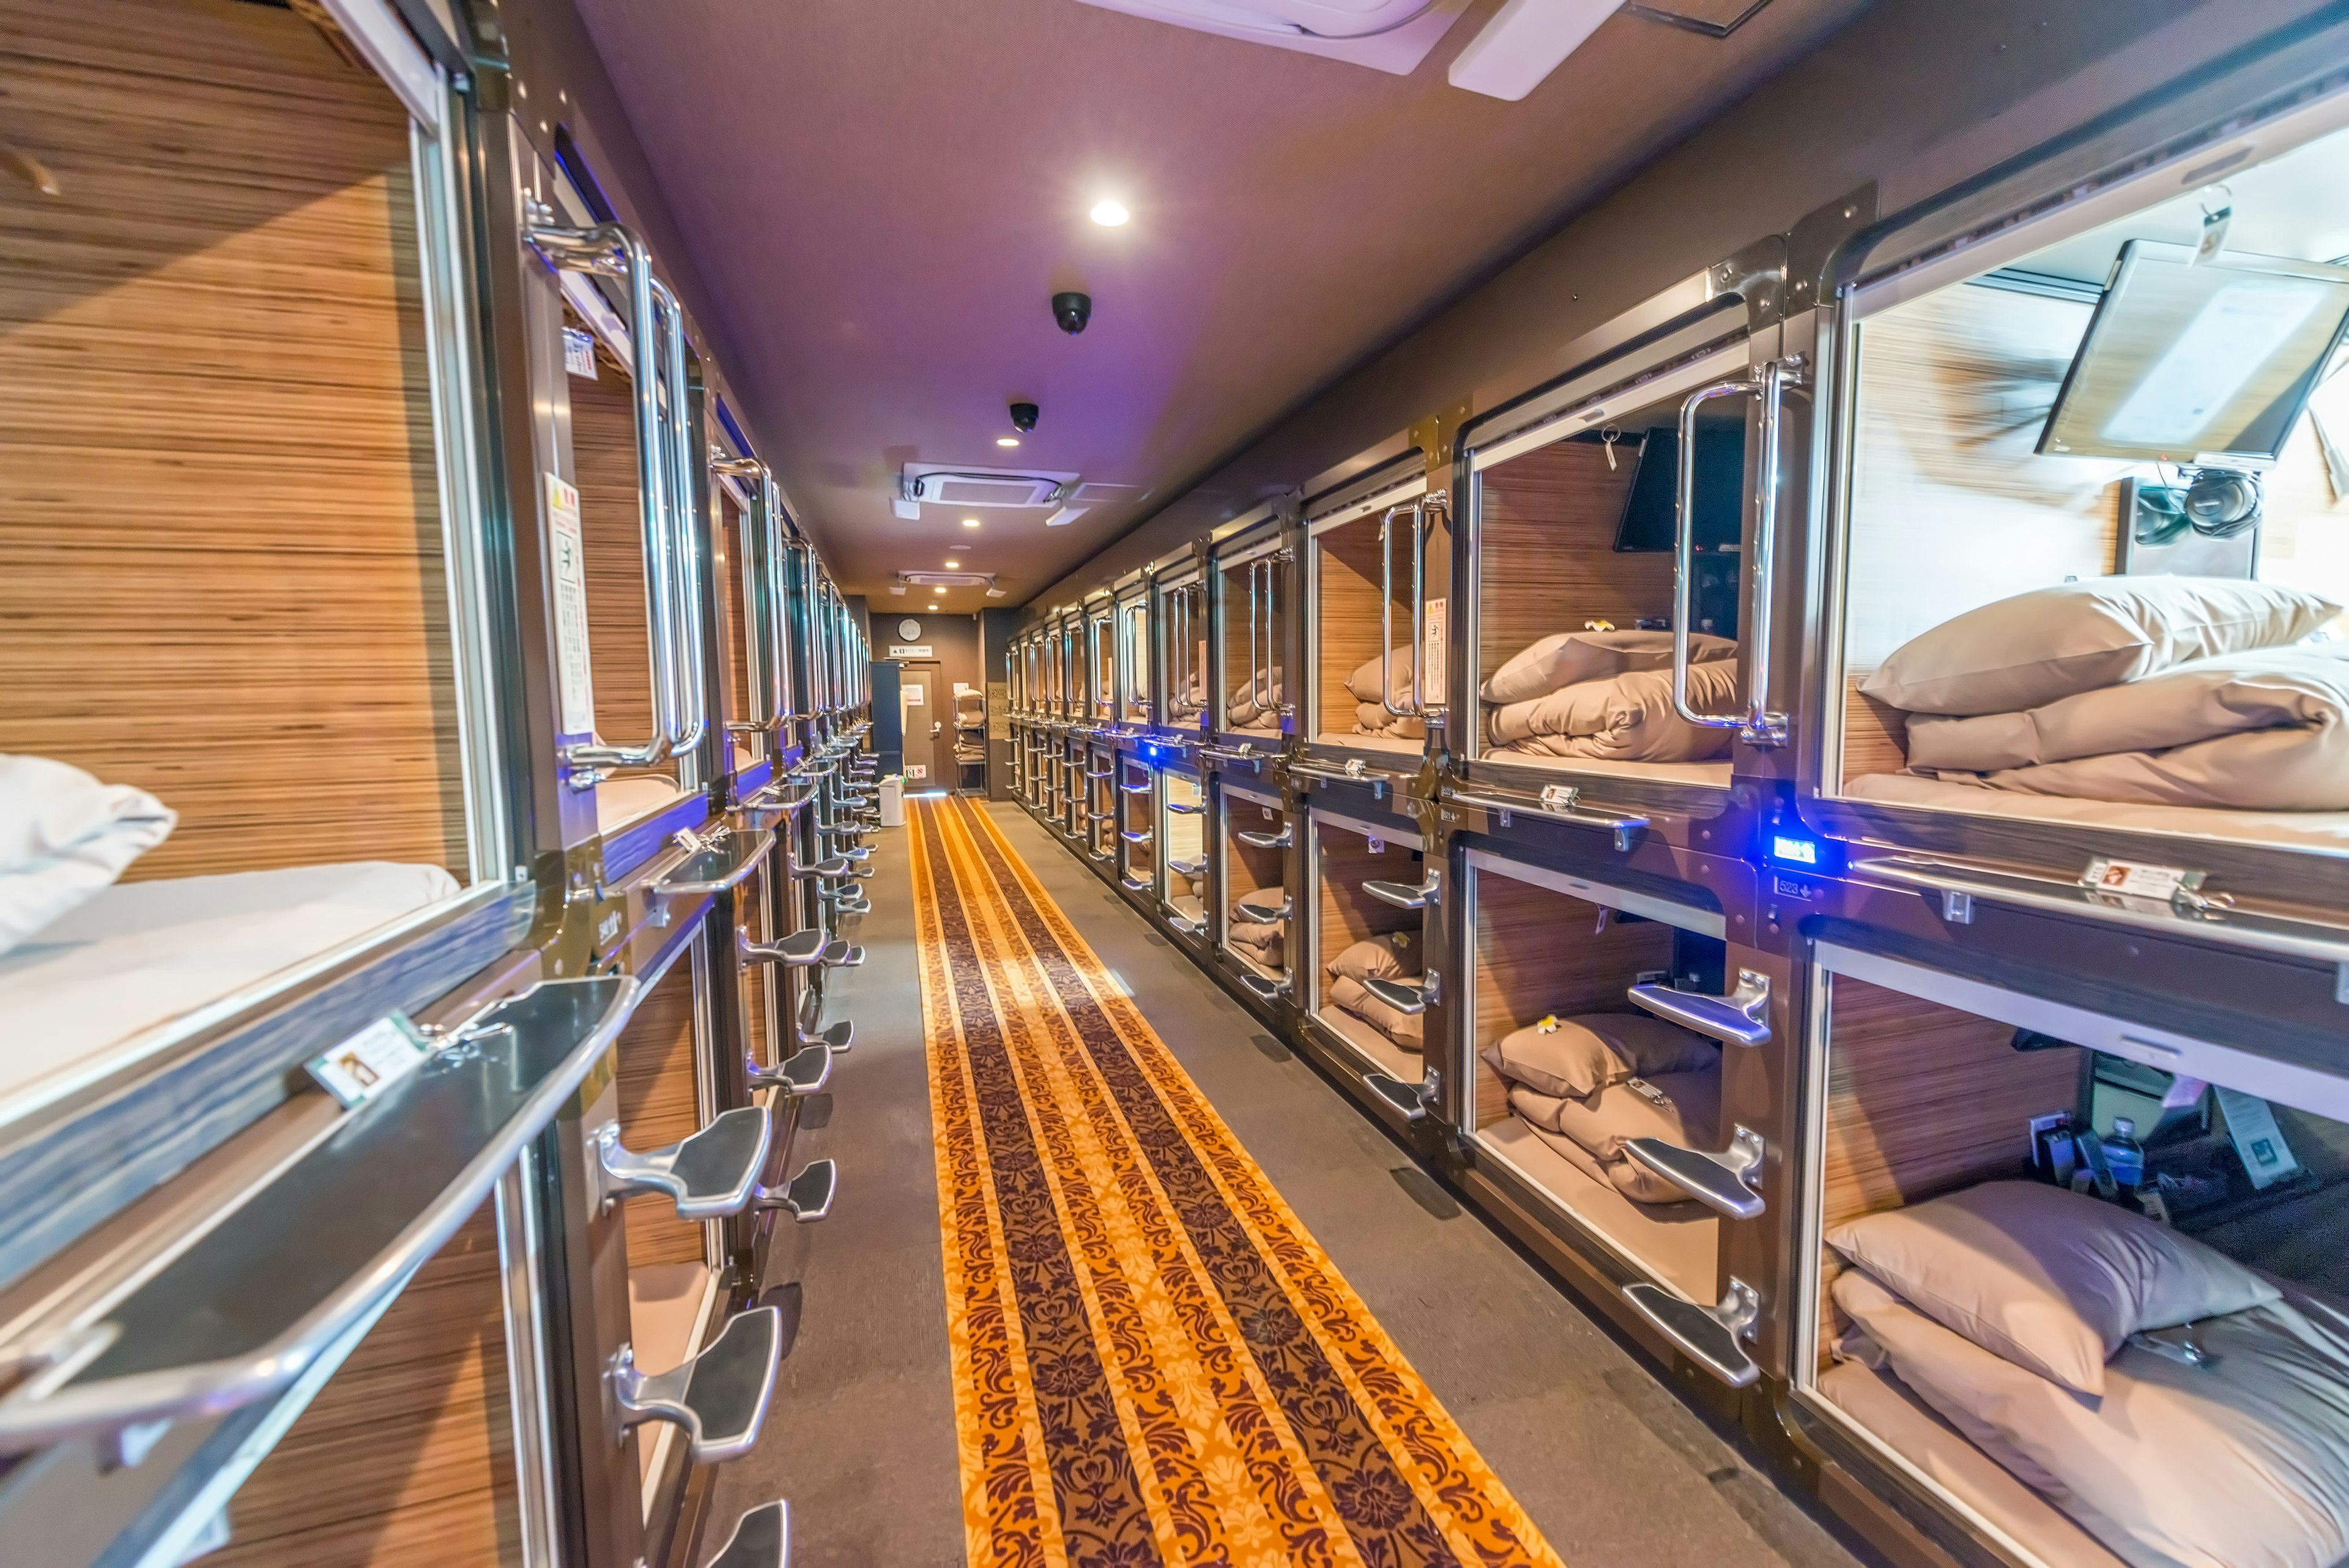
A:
1448,0,1623,100
1073,0,1473,75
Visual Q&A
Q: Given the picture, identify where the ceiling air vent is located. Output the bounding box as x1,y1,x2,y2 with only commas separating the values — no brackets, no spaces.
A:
1072,0,1471,74
894,462,1079,519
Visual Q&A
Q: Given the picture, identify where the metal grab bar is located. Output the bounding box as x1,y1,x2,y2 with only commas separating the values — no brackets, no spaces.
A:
713,455,790,734
1245,556,1261,721
1444,787,1649,854
529,221,680,771
0,975,642,1451
1290,760,1387,799
1671,362,1791,746
652,828,774,896
1379,500,1433,719
651,277,708,756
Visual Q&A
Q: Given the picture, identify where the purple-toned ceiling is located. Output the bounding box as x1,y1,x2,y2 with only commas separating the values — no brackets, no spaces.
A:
570,0,1866,611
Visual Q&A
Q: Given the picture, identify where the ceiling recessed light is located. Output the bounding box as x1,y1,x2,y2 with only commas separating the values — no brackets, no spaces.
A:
944,560,960,568
995,436,1020,448
961,517,981,528
1089,199,1129,228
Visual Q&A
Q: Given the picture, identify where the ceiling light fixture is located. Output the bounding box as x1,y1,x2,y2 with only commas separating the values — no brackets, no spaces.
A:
1089,199,1130,227
944,560,960,568
961,517,981,528
995,436,1020,448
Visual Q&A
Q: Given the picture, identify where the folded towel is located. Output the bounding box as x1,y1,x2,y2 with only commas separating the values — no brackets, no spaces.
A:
0,756,177,957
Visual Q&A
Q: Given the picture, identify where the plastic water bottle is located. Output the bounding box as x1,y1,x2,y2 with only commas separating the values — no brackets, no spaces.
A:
2104,1117,2146,1190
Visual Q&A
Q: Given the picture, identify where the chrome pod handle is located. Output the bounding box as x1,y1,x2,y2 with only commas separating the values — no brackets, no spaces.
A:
1623,1126,1766,1219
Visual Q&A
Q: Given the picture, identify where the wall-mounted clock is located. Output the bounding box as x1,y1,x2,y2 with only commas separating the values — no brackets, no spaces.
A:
897,618,922,641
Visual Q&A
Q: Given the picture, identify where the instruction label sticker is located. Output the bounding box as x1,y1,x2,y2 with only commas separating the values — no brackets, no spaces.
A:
546,474,597,737
1422,598,1447,696
308,1014,431,1109
563,327,598,380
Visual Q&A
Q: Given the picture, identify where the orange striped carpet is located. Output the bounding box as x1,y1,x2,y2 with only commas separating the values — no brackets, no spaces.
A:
908,795,1561,1568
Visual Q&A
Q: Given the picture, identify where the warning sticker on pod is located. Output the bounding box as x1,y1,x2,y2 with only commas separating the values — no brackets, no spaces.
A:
546,474,597,737
307,1014,431,1109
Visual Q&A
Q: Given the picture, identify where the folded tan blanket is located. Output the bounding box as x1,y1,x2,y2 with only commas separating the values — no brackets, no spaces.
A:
1486,662,1740,762
1909,644,2349,811
1508,1065,1719,1205
1353,701,1425,740
1226,667,1285,729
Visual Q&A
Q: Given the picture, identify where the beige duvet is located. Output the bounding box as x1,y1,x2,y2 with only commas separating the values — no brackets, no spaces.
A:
1486,662,1740,763
1905,645,2349,811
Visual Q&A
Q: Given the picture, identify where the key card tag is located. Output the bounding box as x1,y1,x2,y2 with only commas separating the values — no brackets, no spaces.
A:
308,1014,431,1109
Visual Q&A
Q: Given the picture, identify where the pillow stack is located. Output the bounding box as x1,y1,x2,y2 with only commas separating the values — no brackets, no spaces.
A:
1481,630,1739,764
1863,578,2349,810
1479,1011,1718,1202
1226,667,1285,730
1343,648,1423,740
1228,886,1286,968
1829,1181,2349,1568
1324,932,1423,1049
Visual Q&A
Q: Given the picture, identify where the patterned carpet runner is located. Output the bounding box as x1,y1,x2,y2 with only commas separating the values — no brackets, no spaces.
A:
908,796,1560,1568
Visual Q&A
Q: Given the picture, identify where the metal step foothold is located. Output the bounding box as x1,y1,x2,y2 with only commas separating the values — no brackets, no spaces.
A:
1363,871,1438,910
1624,1279,1760,1388
754,1157,837,1224
738,928,849,968
749,1041,833,1096
1624,1126,1767,1219
596,1105,771,1220
1628,970,1771,1047
1363,1068,1432,1123
1359,976,1426,1016
609,1305,783,1463
799,1018,854,1054
707,1500,789,1568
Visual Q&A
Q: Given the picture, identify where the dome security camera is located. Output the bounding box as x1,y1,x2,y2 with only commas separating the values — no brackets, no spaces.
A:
1052,291,1091,335
1009,401,1039,433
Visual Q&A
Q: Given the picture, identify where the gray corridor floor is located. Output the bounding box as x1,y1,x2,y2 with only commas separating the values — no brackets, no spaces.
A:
703,798,1871,1568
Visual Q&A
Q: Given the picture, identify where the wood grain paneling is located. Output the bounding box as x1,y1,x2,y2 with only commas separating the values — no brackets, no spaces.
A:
1222,805,1285,901
215,1203,519,1567
1477,437,1672,684
571,341,674,788
1469,872,1675,1128
1841,284,2124,684
1310,823,1422,1012
0,0,463,881
1840,681,1912,781
1315,522,1410,739
618,960,706,1269
1820,976,2080,1231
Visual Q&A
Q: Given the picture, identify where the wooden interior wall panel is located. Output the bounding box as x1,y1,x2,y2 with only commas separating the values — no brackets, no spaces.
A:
1316,524,1406,738
0,0,464,881
570,351,664,764
618,960,707,1268
1839,680,1912,784
1820,976,2080,1232
1222,815,1284,902
714,486,752,746
743,868,772,1066
1476,439,1669,683
1841,285,2120,680
213,1202,519,1567
1469,874,1674,1127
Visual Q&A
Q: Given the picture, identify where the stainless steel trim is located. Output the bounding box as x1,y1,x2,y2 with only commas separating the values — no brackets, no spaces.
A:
1670,374,1756,735
1444,787,1647,852
0,977,644,1450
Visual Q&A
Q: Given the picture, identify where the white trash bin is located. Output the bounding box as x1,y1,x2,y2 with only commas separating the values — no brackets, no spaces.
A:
877,773,905,828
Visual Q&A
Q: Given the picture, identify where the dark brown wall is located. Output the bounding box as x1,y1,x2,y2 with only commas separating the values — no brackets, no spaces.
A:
1024,0,2342,617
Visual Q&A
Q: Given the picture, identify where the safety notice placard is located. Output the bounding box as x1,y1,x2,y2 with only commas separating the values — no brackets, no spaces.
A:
547,473,596,737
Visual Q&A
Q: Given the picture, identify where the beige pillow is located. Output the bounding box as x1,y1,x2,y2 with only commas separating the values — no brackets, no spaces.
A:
1328,973,1423,1049
1479,1012,1715,1100
1835,1268,2349,1568
1345,647,1412,704
1859,578,2340,718
1326,932,1419,982
1482,629,1735,705
1518,1067,1719,1205
1827,1181,2279,1395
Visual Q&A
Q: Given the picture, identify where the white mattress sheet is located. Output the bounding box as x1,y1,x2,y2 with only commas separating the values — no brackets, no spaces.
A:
1845,771,2349,853
0,860,462,1120
1816,1360,2132,1568
597,774,691,838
